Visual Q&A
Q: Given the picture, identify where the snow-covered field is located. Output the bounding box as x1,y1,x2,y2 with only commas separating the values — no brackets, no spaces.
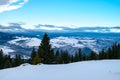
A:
0,60,120,80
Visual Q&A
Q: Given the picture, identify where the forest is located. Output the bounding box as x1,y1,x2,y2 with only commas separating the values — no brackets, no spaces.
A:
0,33,120,69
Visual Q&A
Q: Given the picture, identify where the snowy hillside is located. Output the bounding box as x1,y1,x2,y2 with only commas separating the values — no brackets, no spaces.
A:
0,32,119,58
0,60,120,80
7,36,119,55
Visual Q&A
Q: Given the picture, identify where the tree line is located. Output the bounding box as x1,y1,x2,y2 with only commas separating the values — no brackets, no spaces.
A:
0,50,25,69
0,33,120,69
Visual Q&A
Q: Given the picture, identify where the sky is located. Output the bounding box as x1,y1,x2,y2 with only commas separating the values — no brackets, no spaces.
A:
0,0,120,29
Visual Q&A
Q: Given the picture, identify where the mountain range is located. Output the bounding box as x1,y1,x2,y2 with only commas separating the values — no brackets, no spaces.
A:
0,23,120,59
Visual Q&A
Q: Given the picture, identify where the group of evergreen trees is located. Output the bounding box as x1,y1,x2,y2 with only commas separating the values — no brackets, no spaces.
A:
99,43,120,59
0,49,25,69
0,33,120,69
30,33,120,64
30,33,54,64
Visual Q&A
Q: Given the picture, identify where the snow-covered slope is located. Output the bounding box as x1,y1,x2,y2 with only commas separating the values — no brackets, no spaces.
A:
8,36,118,54
0,46,14,55
8,36,41,47
0,32,119,57
0,60,120,80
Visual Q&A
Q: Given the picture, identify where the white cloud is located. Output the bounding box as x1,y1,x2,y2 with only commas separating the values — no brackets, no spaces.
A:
39,26,63,31
0,0,28,13
110,28,120,33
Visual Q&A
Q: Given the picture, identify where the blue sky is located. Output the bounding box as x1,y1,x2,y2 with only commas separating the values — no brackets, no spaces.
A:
0,0,120,29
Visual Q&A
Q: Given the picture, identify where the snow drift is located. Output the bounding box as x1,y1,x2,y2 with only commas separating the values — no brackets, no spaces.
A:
0,60,120,80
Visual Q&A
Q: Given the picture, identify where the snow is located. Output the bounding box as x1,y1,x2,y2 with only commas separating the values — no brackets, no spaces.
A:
8,36,41,47
8,36,96,49
51,37,85,48
0,60,120,80
25,38,41,47
0,46,14,55
8,36,29,46
7,36,116,54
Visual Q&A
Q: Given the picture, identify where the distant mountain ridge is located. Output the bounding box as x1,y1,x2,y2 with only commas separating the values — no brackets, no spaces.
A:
0,30,120,59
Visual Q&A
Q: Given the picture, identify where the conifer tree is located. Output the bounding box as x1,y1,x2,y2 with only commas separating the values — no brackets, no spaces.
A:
73,52,79,62
0,49,4,69
89,51,97,60
107,48,112,59
31,54,41,65
14,55,22,67
99,49,106,59
55,50,60,64
31,47,36,63
118,44,120,58
3,55,12,68
38,33,54,64
78,49,83,61
82,53,87,61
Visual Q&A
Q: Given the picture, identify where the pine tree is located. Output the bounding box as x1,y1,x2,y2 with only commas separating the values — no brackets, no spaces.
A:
38,33,54,64
73,52,79,62
82,53,87,61
89,51,97,60
31,47,36,63
107,48,112,59
49,49,55,63
0,49,4,69
55,50,60,64
78,49,83,61
31,54,41,65
63,50,70,63
3,55,12,68
99,49,106,59
13,55,22,67
118,44,120,58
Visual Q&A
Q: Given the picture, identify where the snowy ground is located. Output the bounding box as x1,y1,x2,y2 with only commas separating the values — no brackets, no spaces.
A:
0,60,120,80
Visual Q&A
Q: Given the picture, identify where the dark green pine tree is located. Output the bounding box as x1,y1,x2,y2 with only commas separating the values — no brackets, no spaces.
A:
118,44,120,59
38,33,54,64
0,49,4,69
82,53,87,61
31,54,41,65
99,49,108,59
49,49,55,63
111,44,117,59
73,52,79,62
3,55,12,68
107,48,112,59
117,44,120,59
78,49,83,61
13,55,22,67
60,50,70,64
55,50,60,64
31,47,36,64
110,43,120,59
0,49,3,58
89,51,97,60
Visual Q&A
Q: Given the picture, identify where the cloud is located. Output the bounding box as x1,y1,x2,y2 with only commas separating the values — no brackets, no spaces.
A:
39,26,63,31
34,24,120,32
34,24,63,31
0,23,26,32
0,0,28,13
